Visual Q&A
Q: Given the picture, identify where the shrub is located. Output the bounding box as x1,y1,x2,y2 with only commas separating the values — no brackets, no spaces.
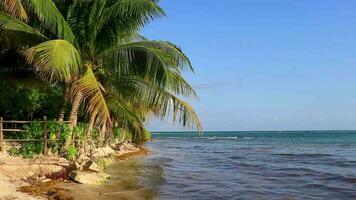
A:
19,143,43,159
67,146,78,160
8,147,19,156
48,121,70,154
7,121,72,158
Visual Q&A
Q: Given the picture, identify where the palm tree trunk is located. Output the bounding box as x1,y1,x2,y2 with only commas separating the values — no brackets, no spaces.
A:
64,91,83,149
58,93,68,122
56,95,67,139
85,111,97,154
56,87,69,140
69,91,83,128
99,124,106,147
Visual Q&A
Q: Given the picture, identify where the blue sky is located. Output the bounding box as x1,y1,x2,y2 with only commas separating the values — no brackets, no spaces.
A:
143,0,356,131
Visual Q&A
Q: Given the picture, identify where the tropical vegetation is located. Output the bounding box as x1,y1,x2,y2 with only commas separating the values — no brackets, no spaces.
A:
0,0,201,157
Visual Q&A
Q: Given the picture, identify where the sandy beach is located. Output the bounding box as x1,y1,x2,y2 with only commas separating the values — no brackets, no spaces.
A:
0,154,68,200
0,142,144,200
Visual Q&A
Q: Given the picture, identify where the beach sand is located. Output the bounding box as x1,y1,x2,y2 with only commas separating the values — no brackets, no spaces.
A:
0,154,69,200
0,145,148,200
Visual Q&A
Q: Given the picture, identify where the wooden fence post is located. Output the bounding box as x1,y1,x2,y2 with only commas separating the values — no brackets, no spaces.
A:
43,116,48,156
0,117,3,152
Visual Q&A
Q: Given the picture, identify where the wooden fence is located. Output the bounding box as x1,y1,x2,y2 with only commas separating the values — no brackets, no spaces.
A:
0,117,69,155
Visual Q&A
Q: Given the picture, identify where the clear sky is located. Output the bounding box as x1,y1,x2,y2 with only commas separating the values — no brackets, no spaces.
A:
143,0,356,131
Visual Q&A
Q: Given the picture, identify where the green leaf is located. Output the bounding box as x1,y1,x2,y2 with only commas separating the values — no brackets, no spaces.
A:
0,12,47,46
119,76,202,131
101,40,197,97
94,0,165,51
28,0,75,44
25,39,82,82
73,66,111,127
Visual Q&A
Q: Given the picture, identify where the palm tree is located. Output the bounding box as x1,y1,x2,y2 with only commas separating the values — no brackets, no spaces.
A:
0,0,201,146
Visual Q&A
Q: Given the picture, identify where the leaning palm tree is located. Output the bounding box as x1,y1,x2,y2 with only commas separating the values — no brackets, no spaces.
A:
0,0,201,146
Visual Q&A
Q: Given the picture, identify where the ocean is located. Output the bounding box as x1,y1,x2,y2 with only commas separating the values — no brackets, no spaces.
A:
67,131,356,200
142,131,356,200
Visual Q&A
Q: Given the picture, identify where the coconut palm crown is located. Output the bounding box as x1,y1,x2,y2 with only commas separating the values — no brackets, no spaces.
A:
0,0,201,144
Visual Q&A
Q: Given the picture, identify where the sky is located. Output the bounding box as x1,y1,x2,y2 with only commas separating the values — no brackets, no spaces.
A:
143,0,356,131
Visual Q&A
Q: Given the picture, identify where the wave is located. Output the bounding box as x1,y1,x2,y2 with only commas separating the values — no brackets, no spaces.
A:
242,137,254,139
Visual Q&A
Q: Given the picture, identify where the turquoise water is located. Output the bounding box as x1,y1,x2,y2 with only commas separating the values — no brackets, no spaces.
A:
138,131,356,200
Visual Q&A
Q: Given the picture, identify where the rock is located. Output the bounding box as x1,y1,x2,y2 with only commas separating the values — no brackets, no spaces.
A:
115,142,140,156
41,178,52,183
74,161,82,170
92,146,115,158
84,160,102,172
57,158,70,167
121,142,139,151
76,154,90,164
69,171,110,185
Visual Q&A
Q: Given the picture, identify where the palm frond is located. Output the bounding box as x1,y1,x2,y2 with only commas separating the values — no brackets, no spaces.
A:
28,0,75,44
103,0,165,29
0,12,47,46
1,0,28,21
107,95,143,124
25,39,82,82
101,40,197,97
107,95,148,144
95,0,165,51
124,121,146,145
119,76,202,131
74,66,112,128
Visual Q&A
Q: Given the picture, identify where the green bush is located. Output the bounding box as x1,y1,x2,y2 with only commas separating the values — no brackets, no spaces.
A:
48,121,70,154
73,123,85,139
7,121,71,158
67,146,78,160
19,143,43,159
8,147,19,156
113,127,121,139
23,121,43,139
12,121,44,158
0,81,63,120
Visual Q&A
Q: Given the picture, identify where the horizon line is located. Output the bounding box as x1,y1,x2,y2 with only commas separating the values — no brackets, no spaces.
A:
150,129,356,133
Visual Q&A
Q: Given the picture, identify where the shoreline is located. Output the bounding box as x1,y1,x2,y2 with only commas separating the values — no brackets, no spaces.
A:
59,147,154,200
0,142,148,200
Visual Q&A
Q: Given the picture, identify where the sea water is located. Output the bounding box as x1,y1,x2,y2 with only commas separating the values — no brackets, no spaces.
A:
139,131,356,200
67,131,356,200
